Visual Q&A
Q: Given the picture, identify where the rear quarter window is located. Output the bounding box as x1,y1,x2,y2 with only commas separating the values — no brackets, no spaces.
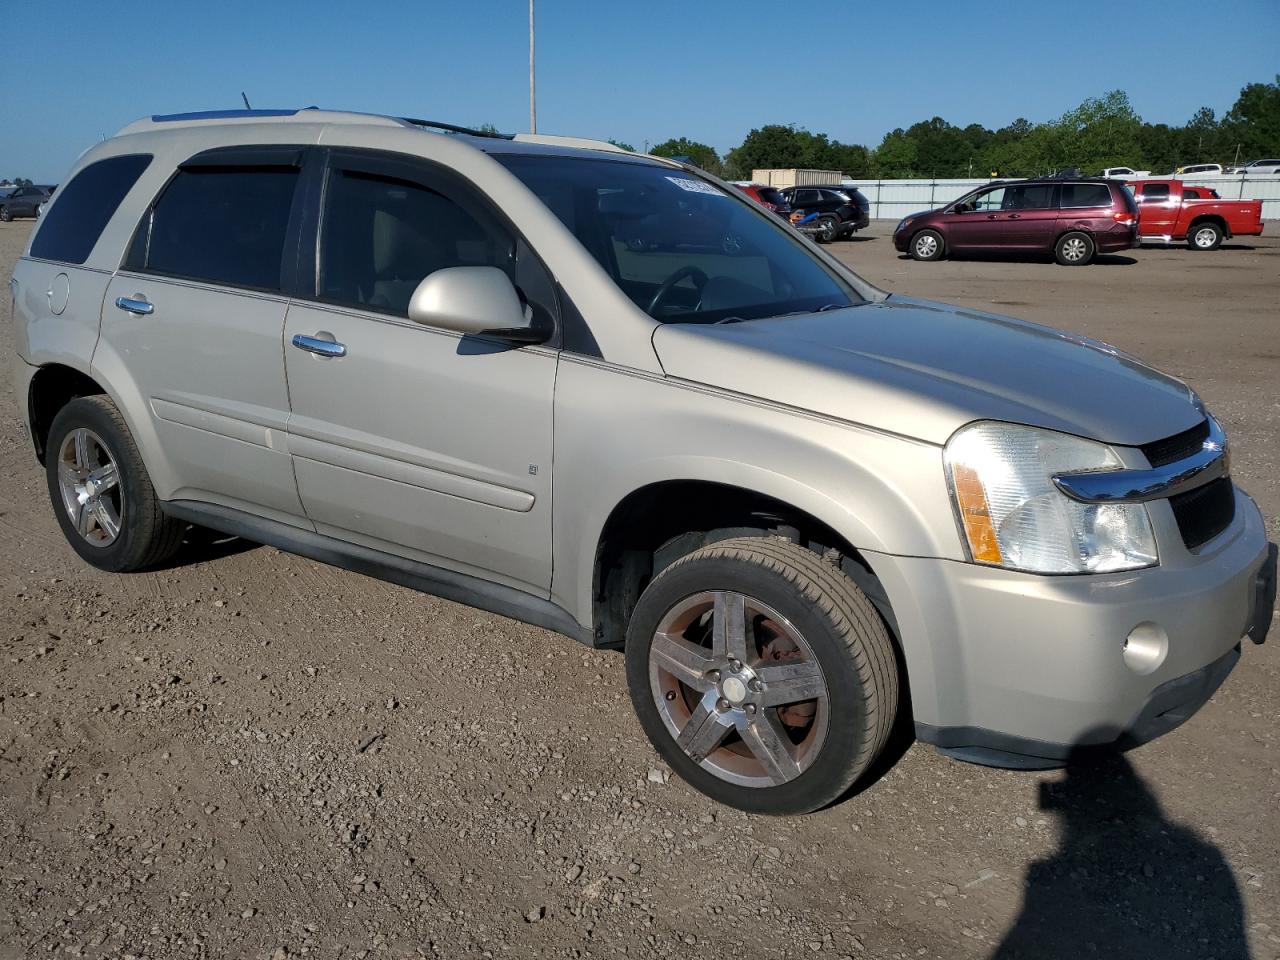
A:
29,154,152,264
1059,183,1113,208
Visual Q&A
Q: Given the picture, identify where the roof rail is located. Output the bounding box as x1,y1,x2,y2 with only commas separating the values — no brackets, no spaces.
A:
401,118,514,140
510,133,645,156
114,108,410,137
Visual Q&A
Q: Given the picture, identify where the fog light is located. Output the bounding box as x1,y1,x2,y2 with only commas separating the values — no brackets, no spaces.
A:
1123,622,1168,675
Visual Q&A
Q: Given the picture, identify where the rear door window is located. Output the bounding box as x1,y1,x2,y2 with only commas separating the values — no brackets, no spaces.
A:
29,154,152,264
793,189,821,205
1138,183,1170,202
1059,183,1112,208
128,165,301,291
1003,184,1056,209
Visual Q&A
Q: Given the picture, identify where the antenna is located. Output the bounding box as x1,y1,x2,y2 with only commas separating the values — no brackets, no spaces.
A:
528,0,536,134
241,92,252,110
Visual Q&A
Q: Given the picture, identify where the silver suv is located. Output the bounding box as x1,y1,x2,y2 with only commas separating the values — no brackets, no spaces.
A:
12,109,1276,814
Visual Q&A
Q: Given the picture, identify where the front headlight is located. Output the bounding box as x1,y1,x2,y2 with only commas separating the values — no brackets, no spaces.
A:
897,216,914,233
944,421,1157,574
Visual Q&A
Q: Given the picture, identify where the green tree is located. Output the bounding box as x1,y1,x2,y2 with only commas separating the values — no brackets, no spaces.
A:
1055,89,1143,172
871,130,918,178
607,138,635,152
724,124,866,179
1222,75,1280,160
650,137,721,174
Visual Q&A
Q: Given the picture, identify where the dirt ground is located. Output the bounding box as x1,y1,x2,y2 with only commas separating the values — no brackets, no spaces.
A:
1,218,1277,960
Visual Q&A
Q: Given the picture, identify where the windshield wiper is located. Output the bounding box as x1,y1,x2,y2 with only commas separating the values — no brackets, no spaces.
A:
713,316,749,325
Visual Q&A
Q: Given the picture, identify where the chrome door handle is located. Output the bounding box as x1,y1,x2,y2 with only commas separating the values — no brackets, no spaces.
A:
292,333,347,358
1007,213,1021,219
115,296,153,316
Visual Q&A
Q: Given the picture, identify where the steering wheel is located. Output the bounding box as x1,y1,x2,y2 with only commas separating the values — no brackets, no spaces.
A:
647,265,710,316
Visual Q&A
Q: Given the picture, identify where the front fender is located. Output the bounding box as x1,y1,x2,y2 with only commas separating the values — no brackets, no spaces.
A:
549,356,962,625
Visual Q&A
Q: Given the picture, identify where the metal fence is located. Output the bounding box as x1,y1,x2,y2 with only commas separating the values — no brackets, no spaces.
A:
842,176,1280,221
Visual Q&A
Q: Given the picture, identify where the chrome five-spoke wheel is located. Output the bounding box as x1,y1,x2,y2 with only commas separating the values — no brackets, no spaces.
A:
56,427,123,547
649,590,828,788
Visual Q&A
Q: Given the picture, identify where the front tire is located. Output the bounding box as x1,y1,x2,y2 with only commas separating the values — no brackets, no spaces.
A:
0,206,12,222
625,536,899,815
1055,231,1095,265
910,229,944,261
45,396,186,572
1188,222,1223,250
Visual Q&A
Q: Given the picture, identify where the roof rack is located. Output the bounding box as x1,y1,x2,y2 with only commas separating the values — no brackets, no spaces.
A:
401,118,514,140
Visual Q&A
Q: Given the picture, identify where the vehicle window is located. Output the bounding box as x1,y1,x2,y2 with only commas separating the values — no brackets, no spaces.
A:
497,155,859,324
1059,183,1112,208
1139,183,1170,201
821,189,848,203
967,187,1006,211
1183,189,1201,199
318,168,519,319
129,166,299,290
30,154,152,265
759,187,786,206
793,189,821,205
1003,184,1056,209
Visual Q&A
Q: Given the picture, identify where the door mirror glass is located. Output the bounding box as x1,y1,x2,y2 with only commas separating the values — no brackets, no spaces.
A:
407,266,542,342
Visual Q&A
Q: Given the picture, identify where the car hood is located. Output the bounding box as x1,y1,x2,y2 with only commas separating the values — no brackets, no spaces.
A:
651,296,1202,447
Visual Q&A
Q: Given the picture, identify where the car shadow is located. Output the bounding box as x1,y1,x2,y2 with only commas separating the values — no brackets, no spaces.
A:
150,524,260,570
1093,254,1138,266
893,253,1137,266
989,738,1249,960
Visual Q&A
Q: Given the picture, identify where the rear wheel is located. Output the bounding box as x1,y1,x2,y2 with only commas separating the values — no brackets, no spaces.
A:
1055,231,1094,265
45,396,186,572
816,216,840,244
910,229,944,261
1188,222,1223,251
0,206,12,222
625,536,898,815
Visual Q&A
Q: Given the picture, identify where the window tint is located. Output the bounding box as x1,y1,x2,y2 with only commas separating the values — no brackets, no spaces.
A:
1139,183,1170,201
129,166,298,290
1003,184,1056,209
30,155,152,264
1059,183,1112,208
793,189,821,205
1183,188,1201,199
318,169,517,318
758,187,786,206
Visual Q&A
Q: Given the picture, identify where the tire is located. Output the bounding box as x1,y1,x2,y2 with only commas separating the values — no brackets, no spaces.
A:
815,216,840,244
0,206,11,222
1188,222,1223,251
45,396,186,572
910,229,944,261
625,536,899,815
1054,231,1095,265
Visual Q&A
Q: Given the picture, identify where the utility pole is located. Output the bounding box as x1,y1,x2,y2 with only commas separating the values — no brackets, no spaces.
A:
529,0,537,134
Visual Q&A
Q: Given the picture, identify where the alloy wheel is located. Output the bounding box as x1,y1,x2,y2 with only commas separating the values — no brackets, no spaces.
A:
915,234,938,258
56,428,123,547
648,590,829,788
1061,237,1088,261
1194,227,1218,249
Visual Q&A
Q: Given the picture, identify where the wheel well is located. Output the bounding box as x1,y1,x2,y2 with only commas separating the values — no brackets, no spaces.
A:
27,364,106,463
591,480,898,650
1188,214,1228,236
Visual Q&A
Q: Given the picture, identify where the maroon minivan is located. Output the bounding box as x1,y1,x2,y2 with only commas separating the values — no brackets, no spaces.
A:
892,177,1139,265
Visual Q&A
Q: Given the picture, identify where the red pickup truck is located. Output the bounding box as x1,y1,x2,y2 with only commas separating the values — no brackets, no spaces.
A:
1130,179,1264,250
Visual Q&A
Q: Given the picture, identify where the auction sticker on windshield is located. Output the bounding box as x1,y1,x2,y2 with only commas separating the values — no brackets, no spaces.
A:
665,176,724,196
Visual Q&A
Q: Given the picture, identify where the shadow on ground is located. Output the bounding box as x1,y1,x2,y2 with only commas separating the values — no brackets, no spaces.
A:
992,740,1248,959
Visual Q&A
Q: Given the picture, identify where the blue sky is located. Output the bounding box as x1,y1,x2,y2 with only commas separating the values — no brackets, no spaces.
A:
3,0,1278,182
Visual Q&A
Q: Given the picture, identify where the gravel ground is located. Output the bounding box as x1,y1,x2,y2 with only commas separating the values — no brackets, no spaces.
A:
0,219,1276,960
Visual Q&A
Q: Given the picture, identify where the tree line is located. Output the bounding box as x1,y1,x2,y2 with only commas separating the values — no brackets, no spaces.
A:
627,76,1280,180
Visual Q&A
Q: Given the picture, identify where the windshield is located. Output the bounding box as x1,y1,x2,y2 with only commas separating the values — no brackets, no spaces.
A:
496,155,860,323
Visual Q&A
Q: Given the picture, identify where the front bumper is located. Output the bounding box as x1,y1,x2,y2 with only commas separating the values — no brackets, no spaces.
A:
871,488,1272,768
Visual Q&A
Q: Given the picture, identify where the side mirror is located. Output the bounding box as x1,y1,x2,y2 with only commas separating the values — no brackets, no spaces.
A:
406,266,544,344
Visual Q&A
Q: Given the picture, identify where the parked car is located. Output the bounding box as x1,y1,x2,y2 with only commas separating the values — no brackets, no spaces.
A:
1232,159,1280,175
12,109,1275,814
0,184,53,221
777,184,870,242
1174,164,1225,178
734,183,792,219
1100,167,1150,179
1128,178,1264,249
893,177,1139,265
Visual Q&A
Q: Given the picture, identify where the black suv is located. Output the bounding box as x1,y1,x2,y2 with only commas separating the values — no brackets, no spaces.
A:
779,185,871,242
0,185,54,221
